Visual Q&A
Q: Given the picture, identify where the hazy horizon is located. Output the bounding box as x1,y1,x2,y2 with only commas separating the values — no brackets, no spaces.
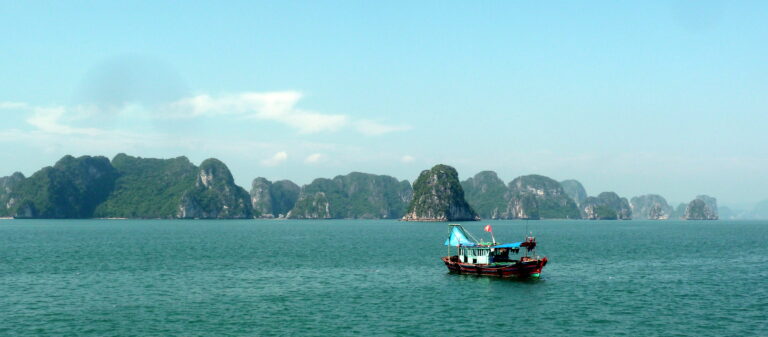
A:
2,2,766,209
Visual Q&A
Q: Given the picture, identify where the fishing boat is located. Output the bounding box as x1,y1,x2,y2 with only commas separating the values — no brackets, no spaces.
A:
441,224,548,278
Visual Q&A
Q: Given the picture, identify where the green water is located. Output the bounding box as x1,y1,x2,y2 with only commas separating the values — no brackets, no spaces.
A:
1,220,766,336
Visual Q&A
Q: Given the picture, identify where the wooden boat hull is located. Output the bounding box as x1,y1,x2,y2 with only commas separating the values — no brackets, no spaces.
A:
441,256,547,278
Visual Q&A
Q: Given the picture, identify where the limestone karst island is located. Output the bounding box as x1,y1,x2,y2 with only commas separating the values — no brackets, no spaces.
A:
0,154,724,221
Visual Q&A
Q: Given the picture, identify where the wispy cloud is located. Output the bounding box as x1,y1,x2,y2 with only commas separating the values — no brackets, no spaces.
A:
170,91,349,134
169,91,408,135
25,106,107,136
261,151,288,167
304,153,326,164
401,155,415,163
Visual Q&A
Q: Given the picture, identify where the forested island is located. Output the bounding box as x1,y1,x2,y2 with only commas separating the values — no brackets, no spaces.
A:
0,154,730,221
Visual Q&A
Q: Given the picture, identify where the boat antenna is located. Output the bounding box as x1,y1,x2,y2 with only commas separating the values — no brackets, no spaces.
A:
525,219,528,239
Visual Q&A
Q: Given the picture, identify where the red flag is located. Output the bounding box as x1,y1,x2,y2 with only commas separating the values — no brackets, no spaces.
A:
484,225,492,232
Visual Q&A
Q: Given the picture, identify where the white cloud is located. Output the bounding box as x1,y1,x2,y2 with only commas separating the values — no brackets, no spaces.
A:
304,153,326,164
169,91,410,135
26,106,106,136
401,155,415,163
355,119,412,136
261,151,288,167
169,91,349,134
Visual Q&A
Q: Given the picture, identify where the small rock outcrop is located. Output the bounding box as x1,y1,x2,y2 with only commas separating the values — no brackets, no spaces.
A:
499,175,580,219
630,194,672,220
177,158,253,219
684,195,718,220
402,164,477,221
461,171,508,219
581,192,632,220
288,172,412,219
560,179,587,206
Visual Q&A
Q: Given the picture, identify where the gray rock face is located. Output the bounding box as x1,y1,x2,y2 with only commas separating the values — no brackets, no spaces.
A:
0,172,25,216
461,171,508,219
402,164,478,221
498,175,580,219
630,194,672,220
685,195,718,220
250,178,274,218
177,158,253,219
560,179,587,206
249,178,301,218
500,191,539,219
581,192,632,220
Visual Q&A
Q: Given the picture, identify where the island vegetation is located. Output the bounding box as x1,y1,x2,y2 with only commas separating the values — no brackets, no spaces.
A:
0,153,743,220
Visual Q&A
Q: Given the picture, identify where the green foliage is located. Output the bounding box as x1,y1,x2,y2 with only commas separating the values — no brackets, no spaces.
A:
10,156,118,218
537,197,581,219
270,180,300,217
461,171,508,219
93,154,197,218
289,173,411,219
508,174,581,219
592,205,618,220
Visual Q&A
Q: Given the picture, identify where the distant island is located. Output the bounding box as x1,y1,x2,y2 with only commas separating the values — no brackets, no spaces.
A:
0,153,736,220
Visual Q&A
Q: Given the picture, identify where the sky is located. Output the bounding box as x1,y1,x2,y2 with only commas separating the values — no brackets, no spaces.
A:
1,1,767,209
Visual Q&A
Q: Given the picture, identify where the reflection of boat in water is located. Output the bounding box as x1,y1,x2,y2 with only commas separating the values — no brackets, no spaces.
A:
441,224,548,278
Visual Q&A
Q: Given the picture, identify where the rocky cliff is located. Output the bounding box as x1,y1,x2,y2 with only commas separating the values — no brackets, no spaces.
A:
402,164,477,221
685,195,718,220
630,194,672,220
288,172,412,219
176,158,253,219
581,192,632,220
461,171,508,219
499,175,580,219
250,178,274,217
0,172,25,216
250,177,301,218
560,179,587,206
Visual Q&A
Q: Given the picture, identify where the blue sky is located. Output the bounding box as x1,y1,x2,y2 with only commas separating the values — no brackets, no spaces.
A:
1,1,766,208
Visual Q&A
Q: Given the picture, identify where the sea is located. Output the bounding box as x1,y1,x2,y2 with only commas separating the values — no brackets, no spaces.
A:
1,219,766,336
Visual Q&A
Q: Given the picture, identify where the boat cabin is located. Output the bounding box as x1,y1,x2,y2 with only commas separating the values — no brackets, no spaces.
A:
458,245,520,264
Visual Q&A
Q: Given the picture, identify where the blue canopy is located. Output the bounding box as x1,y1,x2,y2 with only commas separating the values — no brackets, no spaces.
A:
492,242,522,249
444,226,476,246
